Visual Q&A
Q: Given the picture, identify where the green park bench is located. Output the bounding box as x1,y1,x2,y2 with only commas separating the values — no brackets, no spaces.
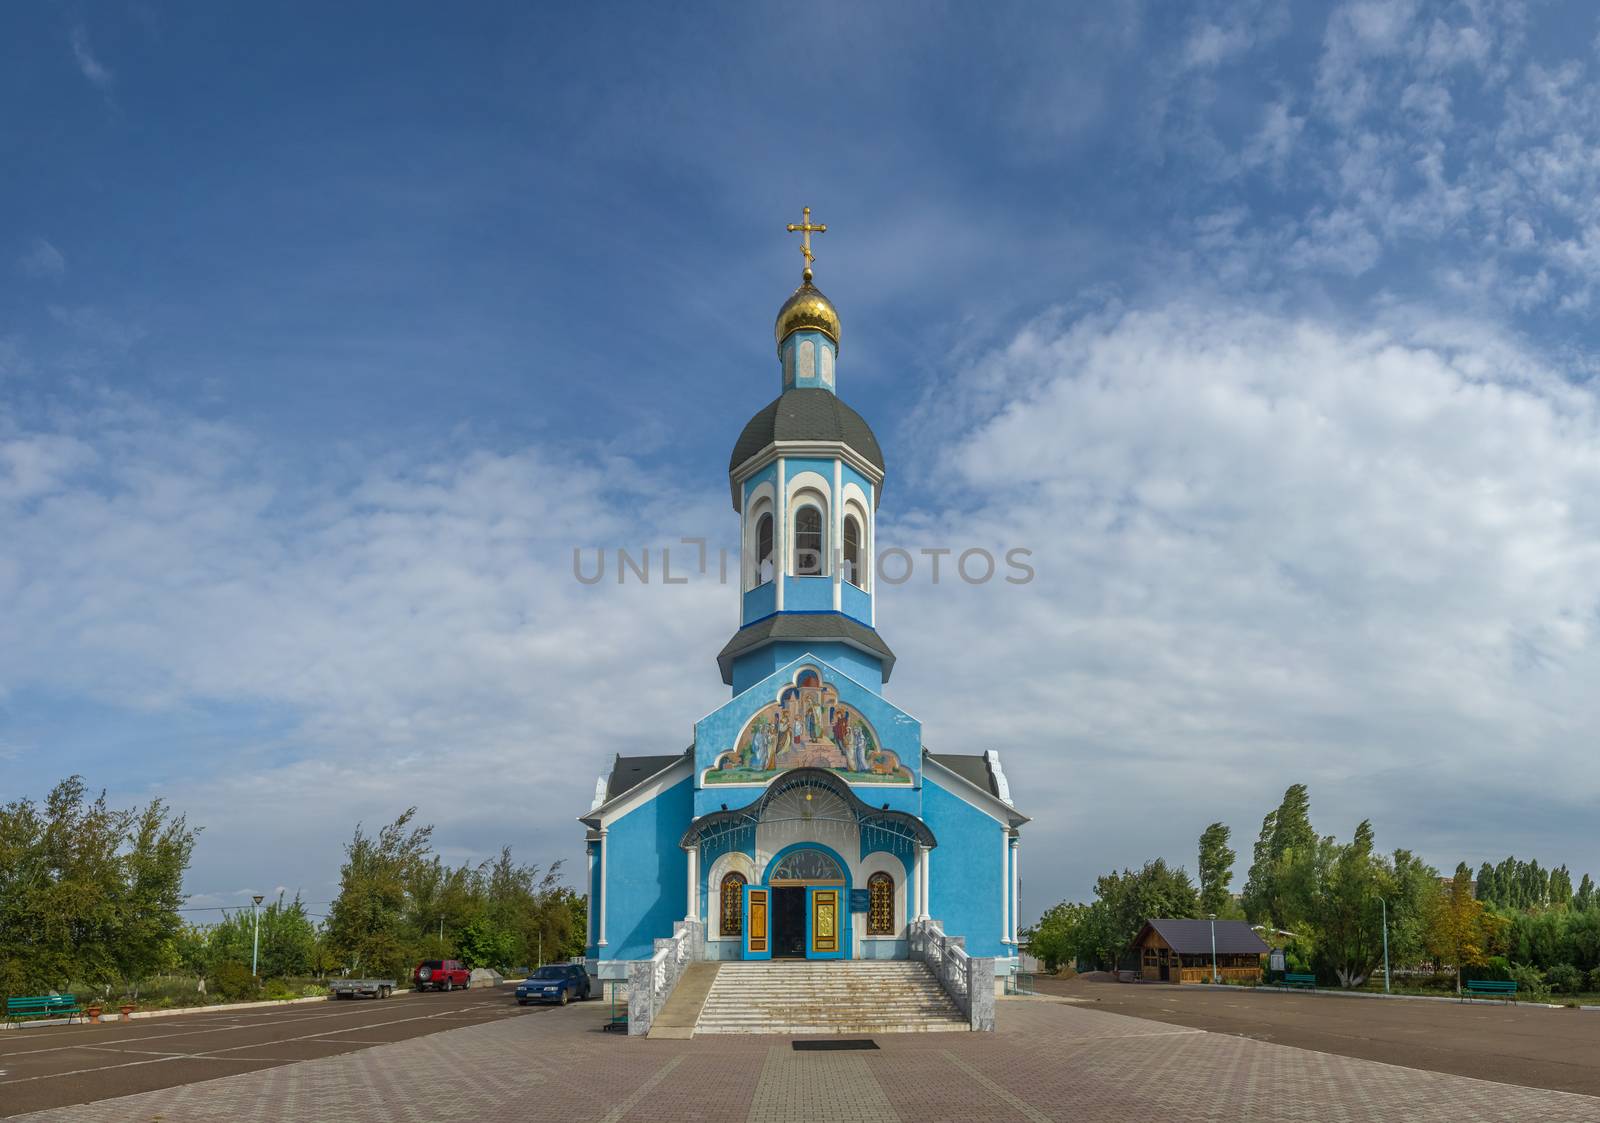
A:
1281,973,1317,989
5,994,85,1026
1462,979,1518,1003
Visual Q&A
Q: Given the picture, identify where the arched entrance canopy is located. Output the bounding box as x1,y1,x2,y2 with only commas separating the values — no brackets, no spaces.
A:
680,767,936,852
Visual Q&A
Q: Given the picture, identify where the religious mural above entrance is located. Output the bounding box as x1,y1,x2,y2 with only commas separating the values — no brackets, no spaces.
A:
707,666,911,785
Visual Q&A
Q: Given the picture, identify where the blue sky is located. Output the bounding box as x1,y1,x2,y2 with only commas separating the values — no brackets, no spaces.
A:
6,1,1600,919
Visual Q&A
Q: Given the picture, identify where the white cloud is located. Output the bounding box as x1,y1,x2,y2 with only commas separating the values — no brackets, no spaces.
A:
18,239,66,279
6,295,1600,907
70,24,113,91
884,297,1600,897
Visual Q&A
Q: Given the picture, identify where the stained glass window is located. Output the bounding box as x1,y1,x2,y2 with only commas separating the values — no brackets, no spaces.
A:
769,849,844,882
867,872,895,935
720,872,746,937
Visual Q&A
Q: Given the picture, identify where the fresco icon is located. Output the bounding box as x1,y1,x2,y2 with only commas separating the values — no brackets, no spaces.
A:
707,667,911,784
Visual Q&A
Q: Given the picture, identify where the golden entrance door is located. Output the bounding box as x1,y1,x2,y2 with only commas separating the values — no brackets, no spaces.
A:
806,887,842,958
744,887,770,959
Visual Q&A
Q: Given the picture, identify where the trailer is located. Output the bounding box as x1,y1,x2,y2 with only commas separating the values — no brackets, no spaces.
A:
328,978,397,999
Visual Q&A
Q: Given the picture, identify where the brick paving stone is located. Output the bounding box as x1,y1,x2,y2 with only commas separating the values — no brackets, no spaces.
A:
11,995,1600,1123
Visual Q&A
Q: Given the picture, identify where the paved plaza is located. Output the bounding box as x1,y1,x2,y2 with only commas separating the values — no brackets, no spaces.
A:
7,991,1599,1122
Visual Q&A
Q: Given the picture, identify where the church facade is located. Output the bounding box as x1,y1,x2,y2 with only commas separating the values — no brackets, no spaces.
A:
580,216,1027,983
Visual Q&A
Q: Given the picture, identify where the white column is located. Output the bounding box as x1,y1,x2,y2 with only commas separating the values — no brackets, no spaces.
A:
686,845,699,921
597,828,609,947
1010,838,1021,946
775,459,786,611
916,844,931,920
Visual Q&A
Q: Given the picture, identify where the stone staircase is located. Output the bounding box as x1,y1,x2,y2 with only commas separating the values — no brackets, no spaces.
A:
695,960,969,1034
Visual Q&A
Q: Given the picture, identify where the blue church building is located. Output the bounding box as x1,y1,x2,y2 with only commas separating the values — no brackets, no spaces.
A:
580,217,1027,986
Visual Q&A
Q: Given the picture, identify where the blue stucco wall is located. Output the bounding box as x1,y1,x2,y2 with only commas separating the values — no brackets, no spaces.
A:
742,461,777,500
742,580,777,622
730,637,884,694
599,775,693,962
841,462,874,506
924,773,1009,958
840,580,870,623
783,576,833,611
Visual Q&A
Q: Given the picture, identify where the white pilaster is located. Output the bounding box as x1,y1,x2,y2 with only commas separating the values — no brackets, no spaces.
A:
1010,837,1021,946
686,845,700,921
587,845,597,948
597,828,609,947
868,481,876,628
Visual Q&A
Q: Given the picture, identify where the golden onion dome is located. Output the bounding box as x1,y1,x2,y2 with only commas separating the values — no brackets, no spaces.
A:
774,278,841,353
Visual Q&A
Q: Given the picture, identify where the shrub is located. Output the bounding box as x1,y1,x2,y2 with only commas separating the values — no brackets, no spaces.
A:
1545,964,1583,994
1589,966,1600,994
1507,963,1549,1002
1464,956,1511,983
212,962,260,1003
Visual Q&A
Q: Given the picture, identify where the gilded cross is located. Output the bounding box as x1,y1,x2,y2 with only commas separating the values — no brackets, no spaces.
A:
786,206,827,279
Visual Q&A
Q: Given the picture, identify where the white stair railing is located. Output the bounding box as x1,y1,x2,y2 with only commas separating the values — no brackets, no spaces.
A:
908,917,995,1031
626,917,701,1036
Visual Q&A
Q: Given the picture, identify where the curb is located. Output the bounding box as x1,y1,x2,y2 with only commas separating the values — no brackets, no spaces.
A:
0,992,348,1030
1183,983,1567,1010
128,994,343,1020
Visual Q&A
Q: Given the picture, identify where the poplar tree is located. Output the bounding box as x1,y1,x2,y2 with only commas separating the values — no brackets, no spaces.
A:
1197,822,1236,917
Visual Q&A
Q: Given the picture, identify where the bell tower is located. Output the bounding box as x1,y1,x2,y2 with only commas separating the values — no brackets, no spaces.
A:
719,208,895,696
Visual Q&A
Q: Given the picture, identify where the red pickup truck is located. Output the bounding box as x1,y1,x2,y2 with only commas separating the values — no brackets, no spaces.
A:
413,959,471,992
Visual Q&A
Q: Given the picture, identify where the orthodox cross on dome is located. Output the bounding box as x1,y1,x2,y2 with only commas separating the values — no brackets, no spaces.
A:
785,206,827,282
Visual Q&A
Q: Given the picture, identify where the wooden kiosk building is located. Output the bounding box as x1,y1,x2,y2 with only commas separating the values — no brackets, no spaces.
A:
1132,919,1268,984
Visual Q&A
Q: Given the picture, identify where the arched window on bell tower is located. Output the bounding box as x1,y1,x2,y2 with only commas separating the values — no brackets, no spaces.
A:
756,512,774,585
794,504,825,576
843,514,863,588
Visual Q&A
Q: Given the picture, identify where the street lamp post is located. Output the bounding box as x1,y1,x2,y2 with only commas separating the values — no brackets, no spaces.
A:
1379,896,1391,994
251,894,265,977
1208,913,1219,985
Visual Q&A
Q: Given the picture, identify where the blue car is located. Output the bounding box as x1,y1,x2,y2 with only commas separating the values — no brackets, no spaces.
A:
516,964,592,1006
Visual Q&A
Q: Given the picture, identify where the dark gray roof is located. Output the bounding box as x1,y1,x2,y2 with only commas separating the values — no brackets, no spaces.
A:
729,389,885,507
1137,919,1270,955
605,751,689,801
716,614,895,684
927,753,999,797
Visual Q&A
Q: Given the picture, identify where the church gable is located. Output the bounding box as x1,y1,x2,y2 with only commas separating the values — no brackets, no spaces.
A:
693,654,921,797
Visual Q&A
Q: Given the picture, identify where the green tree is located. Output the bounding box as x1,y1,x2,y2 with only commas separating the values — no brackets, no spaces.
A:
114,799,198,997
1549,866,1573,911
1197,822,1236,918
0,777,199,1000
1428,863,1508,992
1242,784,1320,931
1093,859,1201,967
1022,901,1082,972
1308,820,1387,987
324,809,434,979
1385,849,1441,967
1575,874,1596,913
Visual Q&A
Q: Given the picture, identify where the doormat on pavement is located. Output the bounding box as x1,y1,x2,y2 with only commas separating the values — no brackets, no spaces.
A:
792,1039,878,1051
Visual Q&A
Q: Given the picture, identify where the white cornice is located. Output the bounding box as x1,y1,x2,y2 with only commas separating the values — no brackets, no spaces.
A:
578,754,693,829
730,441,884,512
